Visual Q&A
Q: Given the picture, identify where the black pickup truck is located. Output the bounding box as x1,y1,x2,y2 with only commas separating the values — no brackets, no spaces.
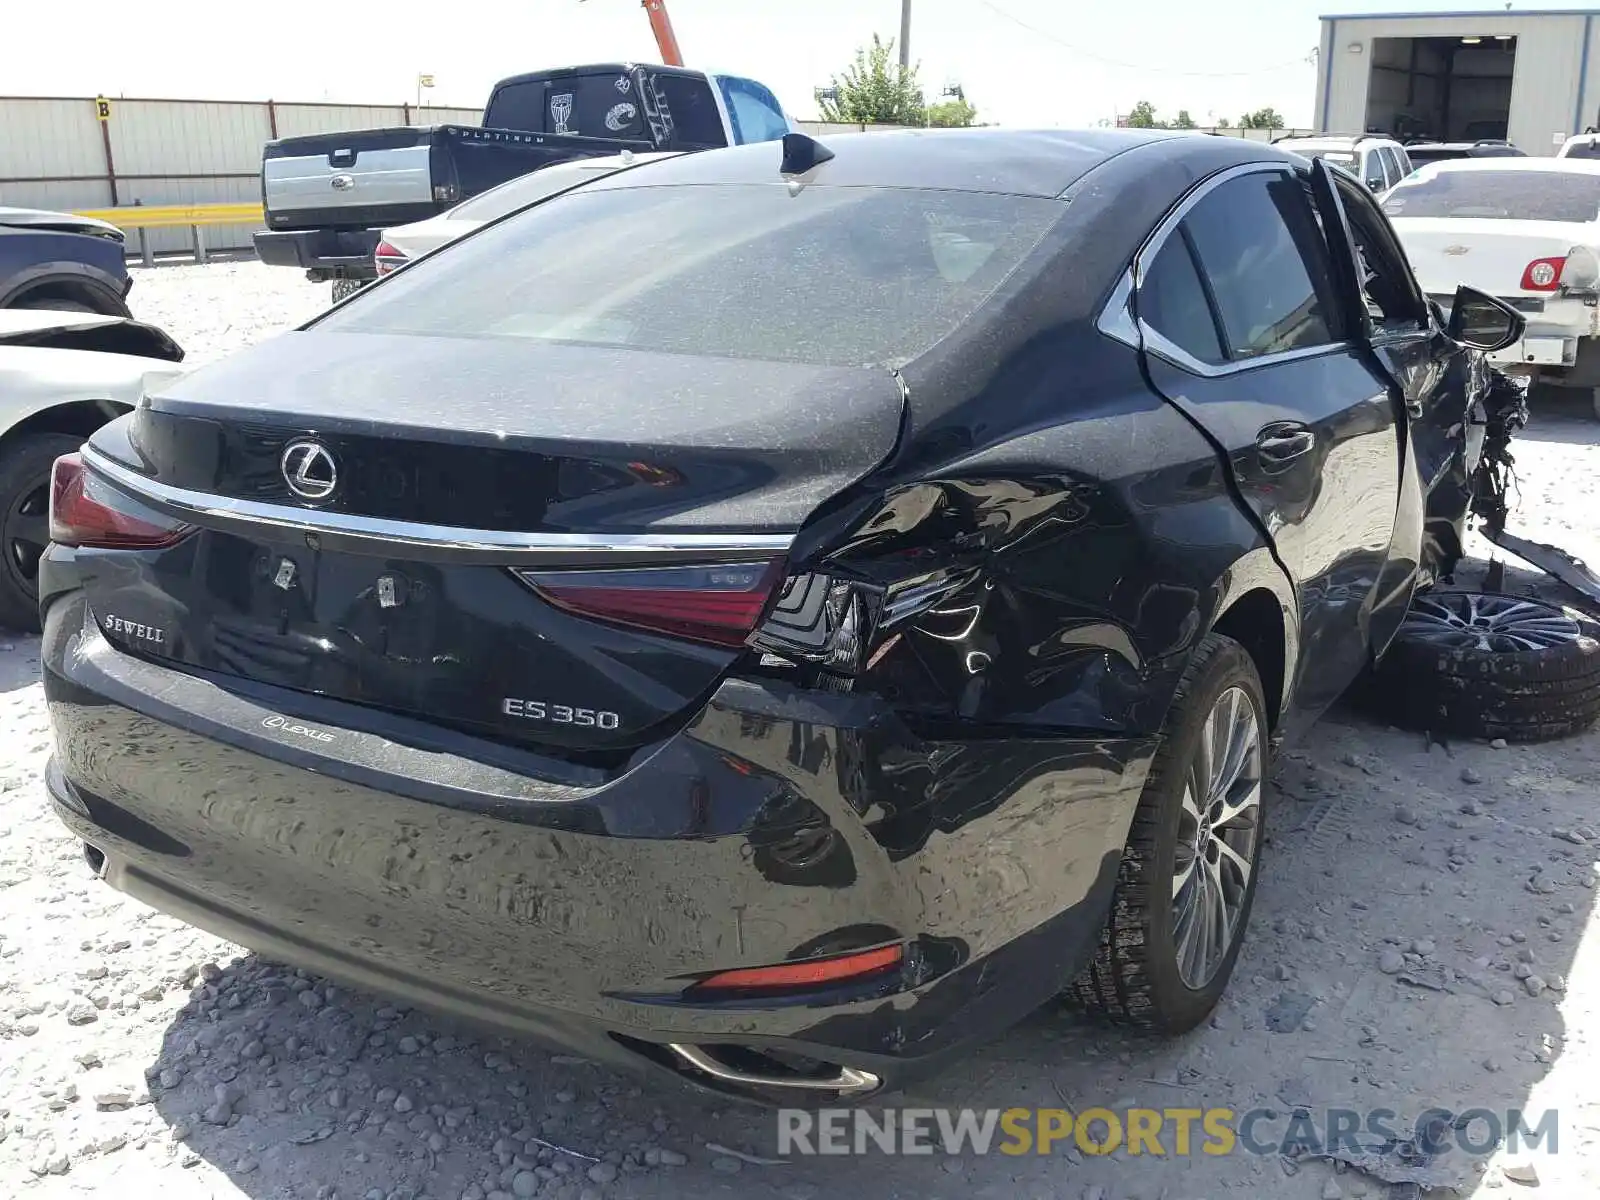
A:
254,64,792,288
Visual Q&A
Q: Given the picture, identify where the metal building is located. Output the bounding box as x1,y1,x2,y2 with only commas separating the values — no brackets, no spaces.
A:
1316,8,1600,154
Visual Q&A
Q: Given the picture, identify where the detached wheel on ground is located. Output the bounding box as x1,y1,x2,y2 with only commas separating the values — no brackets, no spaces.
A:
1067,633,1267,1032
1370,591,1600,742
0,432,83,633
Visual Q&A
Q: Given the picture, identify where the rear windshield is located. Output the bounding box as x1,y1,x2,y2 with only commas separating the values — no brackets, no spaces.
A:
1384,170,1600,222
318,184,1062,368
1403,148,1467,166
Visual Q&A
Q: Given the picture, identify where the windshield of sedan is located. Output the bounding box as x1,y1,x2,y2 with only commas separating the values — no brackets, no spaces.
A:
1383,170,1600,222
316,184,1062,368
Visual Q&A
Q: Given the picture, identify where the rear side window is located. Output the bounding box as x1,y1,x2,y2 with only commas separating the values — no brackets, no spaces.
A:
1363,150,1388,191
1181,172,1340,360
716,75,790,144
1384,170,1600,221
1139,234,1226,365
317,184,1062,369
1565,139,1600,160
483,81,545,132
652,74,726,147
1379,146,1406,188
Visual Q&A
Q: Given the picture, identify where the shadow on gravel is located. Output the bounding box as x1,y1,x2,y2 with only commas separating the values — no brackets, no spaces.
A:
140,562,1597,1198
1521,388,1600,446
0,635,42,694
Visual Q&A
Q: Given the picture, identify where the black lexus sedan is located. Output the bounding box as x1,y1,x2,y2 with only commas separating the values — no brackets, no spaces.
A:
39,129,1519,1103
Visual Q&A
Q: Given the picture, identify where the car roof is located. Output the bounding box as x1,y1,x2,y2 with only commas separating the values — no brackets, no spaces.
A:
1275,136,1390,150
584,126,1298,199
1412,156,1600,176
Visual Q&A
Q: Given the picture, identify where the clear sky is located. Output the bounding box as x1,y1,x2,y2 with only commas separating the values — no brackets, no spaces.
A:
8,1,1596,129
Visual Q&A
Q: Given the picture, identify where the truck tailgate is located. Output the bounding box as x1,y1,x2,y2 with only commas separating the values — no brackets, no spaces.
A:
263,128,439,231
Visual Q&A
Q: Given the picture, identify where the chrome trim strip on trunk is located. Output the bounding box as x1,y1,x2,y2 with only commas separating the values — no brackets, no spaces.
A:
80,446,795,567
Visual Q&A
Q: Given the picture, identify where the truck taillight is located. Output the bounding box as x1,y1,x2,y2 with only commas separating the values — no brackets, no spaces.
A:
1521,257,1566,292
49,455,193,550
513,560,787,648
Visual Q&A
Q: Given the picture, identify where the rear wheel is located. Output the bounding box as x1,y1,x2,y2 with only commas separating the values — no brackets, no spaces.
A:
1067,634,1267,1031
331,279,367,303
1369,591,1600,742
0,432,83,633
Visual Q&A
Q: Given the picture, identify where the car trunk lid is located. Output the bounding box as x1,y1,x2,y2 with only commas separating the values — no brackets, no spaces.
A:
1392,217,1596,301
78,330,904,760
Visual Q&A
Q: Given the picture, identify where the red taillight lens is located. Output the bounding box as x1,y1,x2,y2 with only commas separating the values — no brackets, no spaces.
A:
513,560,786,648
374,240,408,276
1521,257,1566,291
693,944,904,993
49,455,193,549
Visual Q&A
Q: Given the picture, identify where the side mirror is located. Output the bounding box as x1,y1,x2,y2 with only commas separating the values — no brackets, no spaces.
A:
1368,179,1385,193
1446,285,1525,352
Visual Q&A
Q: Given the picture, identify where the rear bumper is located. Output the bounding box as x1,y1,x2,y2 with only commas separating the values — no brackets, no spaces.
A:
253,229,380,278
40,589,1154,1101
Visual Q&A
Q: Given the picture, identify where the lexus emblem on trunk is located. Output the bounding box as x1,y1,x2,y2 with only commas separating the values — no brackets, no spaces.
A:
281,440,338,500
1443,245,1470,256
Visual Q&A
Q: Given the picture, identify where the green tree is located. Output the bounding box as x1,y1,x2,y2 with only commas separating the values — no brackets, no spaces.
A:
1173,109,1197,129
1126,99,1161,128
1216,116,1231,128
926,97,978,127
818,34,925,125
1239,106,1287,130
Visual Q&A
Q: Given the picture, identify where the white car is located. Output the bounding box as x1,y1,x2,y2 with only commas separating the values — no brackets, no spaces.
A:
1272,134,1415,194
1556,132,1600,160
374,151,680,276
1382,157,1600,416
0,309,185,630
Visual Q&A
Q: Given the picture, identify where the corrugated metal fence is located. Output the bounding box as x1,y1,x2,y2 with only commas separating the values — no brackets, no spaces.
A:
0,95,483,255
0,97,919,259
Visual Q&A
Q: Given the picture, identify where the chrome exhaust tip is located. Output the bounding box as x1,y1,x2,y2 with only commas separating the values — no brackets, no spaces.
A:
665,1042,881,1098
82,843,108,879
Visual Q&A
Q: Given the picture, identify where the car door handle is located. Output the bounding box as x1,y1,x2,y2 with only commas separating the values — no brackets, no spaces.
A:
1256,424,1316,467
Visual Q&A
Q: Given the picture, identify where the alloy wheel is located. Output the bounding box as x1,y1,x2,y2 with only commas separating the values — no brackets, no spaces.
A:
1402,592,1585,654
1172,685,1263,989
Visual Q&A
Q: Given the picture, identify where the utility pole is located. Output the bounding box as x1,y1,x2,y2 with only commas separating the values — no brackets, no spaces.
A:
899,0,912,70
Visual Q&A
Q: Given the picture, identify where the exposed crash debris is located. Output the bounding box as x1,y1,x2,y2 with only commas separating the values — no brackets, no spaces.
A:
1367,366,1600,743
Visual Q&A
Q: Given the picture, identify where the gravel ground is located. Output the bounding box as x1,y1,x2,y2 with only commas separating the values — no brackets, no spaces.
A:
4,260,1600,1199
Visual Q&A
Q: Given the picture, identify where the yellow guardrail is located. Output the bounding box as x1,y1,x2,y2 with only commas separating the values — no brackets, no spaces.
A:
72,202,264,230
71,202,266,265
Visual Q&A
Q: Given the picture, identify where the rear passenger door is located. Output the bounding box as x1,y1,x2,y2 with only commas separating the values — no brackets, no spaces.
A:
1132,164,1404,733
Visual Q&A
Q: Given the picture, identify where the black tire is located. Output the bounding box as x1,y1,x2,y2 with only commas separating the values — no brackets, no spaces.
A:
1067,634,1268,1032
331,279,366,303
0,432,84,633
1369,590,1600,742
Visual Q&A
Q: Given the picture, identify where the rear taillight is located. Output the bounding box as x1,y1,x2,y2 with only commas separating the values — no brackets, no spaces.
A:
513,560,787,648
751,565,980,676
374,240,408,277
49,455,193,549
1521,257,1566,292
1562,245,1600,292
